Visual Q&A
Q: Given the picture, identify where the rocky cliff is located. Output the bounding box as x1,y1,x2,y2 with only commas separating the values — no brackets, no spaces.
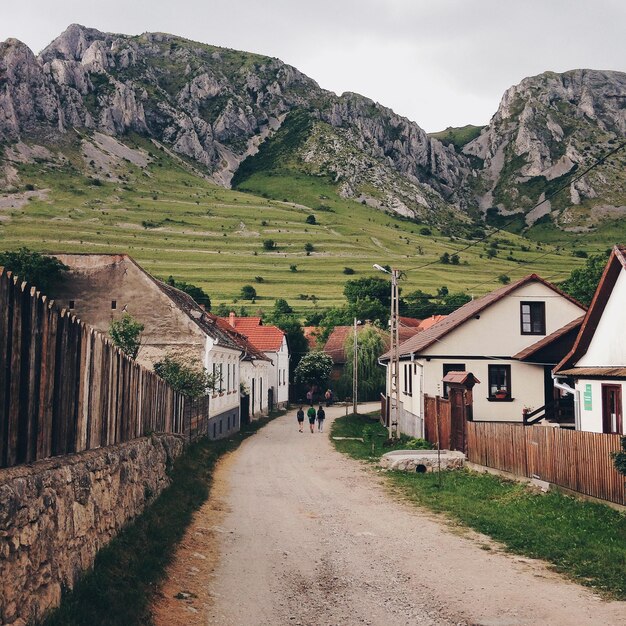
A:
0,24,470,221
464,69,626,230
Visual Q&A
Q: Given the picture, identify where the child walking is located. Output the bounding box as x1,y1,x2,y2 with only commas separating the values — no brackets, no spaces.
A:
316,405,326,432
307,405,316,433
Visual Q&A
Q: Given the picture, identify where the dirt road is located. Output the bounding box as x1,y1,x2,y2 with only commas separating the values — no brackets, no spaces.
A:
153,405,626,625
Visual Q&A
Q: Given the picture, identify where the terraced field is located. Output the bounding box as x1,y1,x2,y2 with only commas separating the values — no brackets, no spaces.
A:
0,132,585,315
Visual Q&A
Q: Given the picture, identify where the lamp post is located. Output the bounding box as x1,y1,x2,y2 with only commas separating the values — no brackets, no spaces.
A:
373,264,400,440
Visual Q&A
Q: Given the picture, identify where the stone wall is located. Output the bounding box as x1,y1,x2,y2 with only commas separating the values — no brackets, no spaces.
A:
0,434,185,625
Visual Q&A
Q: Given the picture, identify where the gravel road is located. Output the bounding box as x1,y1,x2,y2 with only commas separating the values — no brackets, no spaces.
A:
153,404,626,626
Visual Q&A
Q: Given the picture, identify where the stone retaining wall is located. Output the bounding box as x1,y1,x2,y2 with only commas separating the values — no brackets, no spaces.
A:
0,434,185,625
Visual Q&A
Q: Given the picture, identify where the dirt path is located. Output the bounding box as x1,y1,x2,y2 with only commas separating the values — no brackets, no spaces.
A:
153,405,626,626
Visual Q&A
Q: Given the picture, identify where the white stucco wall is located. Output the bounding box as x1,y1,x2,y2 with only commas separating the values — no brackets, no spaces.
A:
577,271,626,367
205,340,241,418
576,378,626,434
429,282,584,357
241,360,271,418
266,337,290,407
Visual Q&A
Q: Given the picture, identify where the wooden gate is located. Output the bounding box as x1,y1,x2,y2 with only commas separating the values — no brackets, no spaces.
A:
449,387,467,452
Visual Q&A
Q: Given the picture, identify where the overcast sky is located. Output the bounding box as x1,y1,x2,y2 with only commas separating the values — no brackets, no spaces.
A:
3,0,625,132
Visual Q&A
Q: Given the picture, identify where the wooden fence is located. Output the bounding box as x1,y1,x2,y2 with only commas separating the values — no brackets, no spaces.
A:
0,268,207,469
466,422,626,506
423,395,451,449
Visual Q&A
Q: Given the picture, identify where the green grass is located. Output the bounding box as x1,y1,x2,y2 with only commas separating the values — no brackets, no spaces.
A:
330,411,430,460
331,412,626,599
40,410,285,626
428,124,485,152
0,131,589,315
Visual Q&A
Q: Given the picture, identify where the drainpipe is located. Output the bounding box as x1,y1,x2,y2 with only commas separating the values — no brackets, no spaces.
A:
552,373,580,431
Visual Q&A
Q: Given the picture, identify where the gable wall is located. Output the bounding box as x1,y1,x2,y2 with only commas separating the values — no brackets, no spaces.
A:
424,282,584,357
577,270,626,367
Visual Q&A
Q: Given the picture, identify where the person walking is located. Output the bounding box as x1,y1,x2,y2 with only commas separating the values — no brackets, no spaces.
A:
317,405,326,432
296,406,305,432
307,405,317,433
324,389,333,407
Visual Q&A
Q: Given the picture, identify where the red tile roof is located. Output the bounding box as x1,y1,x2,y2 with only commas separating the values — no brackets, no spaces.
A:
381,274,585,361
324,325,389,364
221,316,285,352
303,326,321,349
399,316,422,328
418,315,447,331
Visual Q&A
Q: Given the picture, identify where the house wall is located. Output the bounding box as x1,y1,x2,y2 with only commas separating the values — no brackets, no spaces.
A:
576,378,626,434
266,337,290,407
240,360,271,418
52,255,207,370
205,339,241,420
577,271,626,367
429,282,584,357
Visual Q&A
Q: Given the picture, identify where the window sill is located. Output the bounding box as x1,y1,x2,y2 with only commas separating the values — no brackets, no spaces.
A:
487,397,515,402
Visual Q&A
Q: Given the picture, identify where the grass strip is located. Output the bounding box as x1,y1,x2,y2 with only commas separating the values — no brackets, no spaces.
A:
331,412,626,600
41,410,285,626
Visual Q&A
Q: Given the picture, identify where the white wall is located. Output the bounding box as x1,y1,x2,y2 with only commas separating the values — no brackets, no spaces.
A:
577,271,626,367
430,282,584,357
241,360,271,418
576,378,626,434
205,338,241,418
266,337,290,407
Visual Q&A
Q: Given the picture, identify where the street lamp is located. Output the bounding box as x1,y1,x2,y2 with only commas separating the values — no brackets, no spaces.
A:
374,264,400,440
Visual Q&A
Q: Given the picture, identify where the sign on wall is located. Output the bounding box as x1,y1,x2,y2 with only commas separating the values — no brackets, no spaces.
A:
583,384,592,411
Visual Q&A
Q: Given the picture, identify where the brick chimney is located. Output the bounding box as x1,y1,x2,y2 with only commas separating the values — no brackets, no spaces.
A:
229,311,236,327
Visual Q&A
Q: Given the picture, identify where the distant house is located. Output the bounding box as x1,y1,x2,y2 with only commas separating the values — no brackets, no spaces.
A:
51,253,250,438
380,274,586,437
554,245,626,434
324,322,419,386
223,315,290,410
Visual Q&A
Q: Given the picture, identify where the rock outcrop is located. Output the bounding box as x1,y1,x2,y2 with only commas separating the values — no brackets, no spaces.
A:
0,24,469,218
465,69,626,228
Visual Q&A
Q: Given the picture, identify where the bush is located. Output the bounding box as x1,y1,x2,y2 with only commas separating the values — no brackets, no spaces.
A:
109,313,144,359
305,214,317,225
450,254,460,265
573,250,588,258
263,239,277,251
304,242,315,253
343,267,355,275
0,247,68,294
440,252,450,264
254,276,264,283
290,264,298,272
498,274,511,284
419,227,432,236
153,355,215,398
241,285,257,300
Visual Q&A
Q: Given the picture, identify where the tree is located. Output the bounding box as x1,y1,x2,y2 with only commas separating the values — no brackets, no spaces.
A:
294,351,332,388
265,300,308,373
560,251,610,306
0,248,68,293
273,298,293,315
305,214,317,225
343,267,355,275
165,276,211,309
304,242,315,253
342,326,386,401
450,254,460,265
498,274,511,285
109,313,144,359
344,276,391,308
263,239,277,251
439,252,450,264
153,355,216,398
241,285,257,300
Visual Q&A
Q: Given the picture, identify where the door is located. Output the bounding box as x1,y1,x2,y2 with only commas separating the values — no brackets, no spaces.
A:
602,385,623,434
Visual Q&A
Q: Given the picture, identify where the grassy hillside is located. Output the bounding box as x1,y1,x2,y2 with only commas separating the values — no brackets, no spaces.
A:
429,125,485,152
0,131,588,315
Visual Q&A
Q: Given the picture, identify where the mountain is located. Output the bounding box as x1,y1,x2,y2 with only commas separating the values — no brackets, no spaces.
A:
0,24,472,229
463,69,626,233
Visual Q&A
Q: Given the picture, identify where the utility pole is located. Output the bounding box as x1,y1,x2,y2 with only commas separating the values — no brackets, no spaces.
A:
352,317,358,415
389,268,400,440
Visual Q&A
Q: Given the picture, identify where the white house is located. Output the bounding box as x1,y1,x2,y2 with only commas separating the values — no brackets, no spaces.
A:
51,254,254,438
380,274,586,438
554,245,626,434
223,316,290,410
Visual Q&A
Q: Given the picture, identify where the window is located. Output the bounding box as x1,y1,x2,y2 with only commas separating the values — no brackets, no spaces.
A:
219,364,224,392
488,364,512,400
520,302,545,335
403,363,413,395
69,300,75,310
443,363,466,399
111,300,117,310
227,363,231,391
